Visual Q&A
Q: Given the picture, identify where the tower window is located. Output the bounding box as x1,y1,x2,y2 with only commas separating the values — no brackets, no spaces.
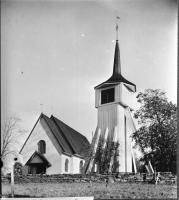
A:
101,88,115,104
37,140,46,154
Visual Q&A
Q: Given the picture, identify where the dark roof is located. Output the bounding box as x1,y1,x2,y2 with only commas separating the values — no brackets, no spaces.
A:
94,40,136,91
25,151,51,167
20,113,90,158
51,115,90,157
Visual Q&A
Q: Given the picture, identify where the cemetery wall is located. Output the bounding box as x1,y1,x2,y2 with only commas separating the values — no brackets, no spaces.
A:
1,172,176,184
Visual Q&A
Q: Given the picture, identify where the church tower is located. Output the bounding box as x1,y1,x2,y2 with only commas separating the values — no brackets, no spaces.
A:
83,18,137,174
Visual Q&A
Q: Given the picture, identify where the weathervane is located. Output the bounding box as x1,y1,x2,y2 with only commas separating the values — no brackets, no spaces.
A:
116,16,120,41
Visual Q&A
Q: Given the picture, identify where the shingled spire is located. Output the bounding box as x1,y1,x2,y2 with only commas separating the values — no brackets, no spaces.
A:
94,17,136,92
113,40,121,75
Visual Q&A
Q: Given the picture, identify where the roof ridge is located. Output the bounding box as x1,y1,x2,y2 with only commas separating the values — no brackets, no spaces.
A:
41,114,67,153
20,113,89,158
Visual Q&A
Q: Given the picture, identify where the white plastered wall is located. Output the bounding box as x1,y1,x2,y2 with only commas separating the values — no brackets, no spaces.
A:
20,118,63,174
70,156,84,174
61,154,71,174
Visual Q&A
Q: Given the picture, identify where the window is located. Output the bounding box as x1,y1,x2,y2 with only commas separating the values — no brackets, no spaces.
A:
79,160,83,173
65,159,69,172
37,140,46,154
101,88,115,104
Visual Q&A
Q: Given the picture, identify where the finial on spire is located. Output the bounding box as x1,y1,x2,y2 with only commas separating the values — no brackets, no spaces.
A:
116,17,120,41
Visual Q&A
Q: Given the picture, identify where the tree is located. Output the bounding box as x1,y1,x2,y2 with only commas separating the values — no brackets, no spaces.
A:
1,115,27,161
131,89,177,173
133,152,145,173
93,138,120,174
14,162,23,175
81,137,119,174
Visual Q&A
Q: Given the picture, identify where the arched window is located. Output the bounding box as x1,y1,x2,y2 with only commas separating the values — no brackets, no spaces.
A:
37,140,46,154
65,159,69,172
79,160,83,173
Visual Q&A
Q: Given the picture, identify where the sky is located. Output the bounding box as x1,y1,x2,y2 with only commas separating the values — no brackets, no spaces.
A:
1,0,177,149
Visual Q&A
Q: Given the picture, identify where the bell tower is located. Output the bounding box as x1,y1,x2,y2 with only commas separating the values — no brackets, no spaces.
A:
83,18,137,174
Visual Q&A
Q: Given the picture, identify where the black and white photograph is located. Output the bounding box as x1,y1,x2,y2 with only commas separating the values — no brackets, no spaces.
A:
1,0,177,199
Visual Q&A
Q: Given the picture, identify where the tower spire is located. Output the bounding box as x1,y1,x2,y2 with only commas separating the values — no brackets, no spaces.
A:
113,17,121,75
94,17,136,92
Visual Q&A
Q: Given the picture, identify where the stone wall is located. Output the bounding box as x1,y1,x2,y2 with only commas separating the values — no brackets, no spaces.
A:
1,172,177,184
14,162,23,176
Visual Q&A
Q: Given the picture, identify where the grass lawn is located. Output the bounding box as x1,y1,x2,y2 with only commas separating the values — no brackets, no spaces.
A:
2,182,177,199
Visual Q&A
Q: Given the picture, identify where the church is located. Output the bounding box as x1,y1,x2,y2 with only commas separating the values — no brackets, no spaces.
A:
19,18,137,175
19,113,90,175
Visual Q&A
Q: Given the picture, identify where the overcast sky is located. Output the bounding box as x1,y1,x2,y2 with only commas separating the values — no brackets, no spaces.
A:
1,0,177,144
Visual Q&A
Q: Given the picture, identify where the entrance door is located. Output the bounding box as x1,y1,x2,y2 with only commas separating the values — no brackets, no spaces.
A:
28,164,46,174
36,164,46,174
28,166,37,174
